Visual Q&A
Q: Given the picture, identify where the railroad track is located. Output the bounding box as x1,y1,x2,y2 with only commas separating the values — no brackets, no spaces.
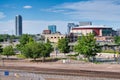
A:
0,66,120,79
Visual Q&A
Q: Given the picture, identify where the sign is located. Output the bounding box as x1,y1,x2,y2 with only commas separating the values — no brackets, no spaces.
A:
4,71,9,76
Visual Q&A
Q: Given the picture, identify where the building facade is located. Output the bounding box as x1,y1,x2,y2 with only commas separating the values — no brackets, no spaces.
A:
43,33,66,43
116,29,120,36
67,23,76,34
15,15,22,36
48,25,56,34
70,26,113,36
68,25,116,42
79,22,92,26
42,30,51,34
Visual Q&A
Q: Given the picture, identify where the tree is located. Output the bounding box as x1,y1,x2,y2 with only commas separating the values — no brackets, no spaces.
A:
21,42,43,60
9,35,18,44
57,38,70,54
19,34,33,46
41,40,53,62
0,45,3,62
21,39,53,62
0,34,10,42
16,34,34,51
114,36,120,44
74,33,101,61
0,35,4,42
0,45,3,54
2,45,15,58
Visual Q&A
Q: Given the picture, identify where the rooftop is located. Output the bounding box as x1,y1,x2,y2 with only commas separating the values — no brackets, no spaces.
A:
73,25,112,29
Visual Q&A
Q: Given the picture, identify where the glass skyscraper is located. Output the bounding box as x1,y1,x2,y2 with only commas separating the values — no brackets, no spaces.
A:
67,23,75,34
48,25,56,34
15,15,22,36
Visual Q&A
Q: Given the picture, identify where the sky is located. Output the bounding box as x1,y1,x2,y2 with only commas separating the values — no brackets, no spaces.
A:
0,0,120,34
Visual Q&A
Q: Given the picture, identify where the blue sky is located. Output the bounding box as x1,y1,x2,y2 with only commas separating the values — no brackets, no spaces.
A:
0,0,120,34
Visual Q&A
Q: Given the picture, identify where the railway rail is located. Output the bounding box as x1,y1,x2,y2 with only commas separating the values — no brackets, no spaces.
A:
0,66,120,79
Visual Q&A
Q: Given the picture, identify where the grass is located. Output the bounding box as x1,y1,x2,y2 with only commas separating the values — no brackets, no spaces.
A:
16,54,26,59
67,54,79,60
29,57,62,62
93,61,102,64
101,50,116,53
67,54,79,57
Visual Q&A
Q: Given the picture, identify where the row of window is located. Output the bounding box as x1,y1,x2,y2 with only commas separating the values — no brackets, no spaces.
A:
47,36,64,39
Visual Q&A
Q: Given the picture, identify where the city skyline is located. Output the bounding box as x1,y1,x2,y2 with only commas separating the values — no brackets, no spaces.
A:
0,0,120,34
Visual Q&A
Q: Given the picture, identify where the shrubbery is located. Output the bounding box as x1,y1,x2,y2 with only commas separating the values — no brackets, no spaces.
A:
101,50,116,53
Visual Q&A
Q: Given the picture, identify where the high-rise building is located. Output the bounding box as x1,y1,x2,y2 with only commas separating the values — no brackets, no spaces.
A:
48,25,56,34
79,22,92,26
116,29,120,36
15,15,22,36
67,23,76,34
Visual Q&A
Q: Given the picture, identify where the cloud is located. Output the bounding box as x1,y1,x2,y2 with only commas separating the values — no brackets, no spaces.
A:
23,5,32,9
41,8,66,13
43,0,120,21
2,4,16,9
0,12,6,19
0,20,14,34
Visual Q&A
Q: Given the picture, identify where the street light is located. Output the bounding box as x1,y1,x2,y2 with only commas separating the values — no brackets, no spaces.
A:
112,47,116,61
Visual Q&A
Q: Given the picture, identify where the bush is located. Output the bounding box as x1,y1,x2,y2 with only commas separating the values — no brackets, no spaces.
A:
16,54,26,59
67,54,79,57
101,50,116,53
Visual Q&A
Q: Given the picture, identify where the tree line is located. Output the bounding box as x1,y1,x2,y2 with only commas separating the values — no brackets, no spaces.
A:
0,33,102,62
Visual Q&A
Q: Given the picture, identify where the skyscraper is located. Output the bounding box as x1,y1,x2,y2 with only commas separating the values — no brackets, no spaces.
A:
48,25,56,34
15,15,22,36
67,23,76,34
79,22,92,26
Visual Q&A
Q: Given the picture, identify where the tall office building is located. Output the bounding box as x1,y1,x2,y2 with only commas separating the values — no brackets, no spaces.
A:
79,22,92,26
48,25,56,34
15,15,22,36
67,23,76,34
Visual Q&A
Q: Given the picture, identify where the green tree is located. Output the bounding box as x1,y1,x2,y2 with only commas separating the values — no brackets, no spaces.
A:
21,42,44,60
9,35,15,44
74,33,101,61
114,36,120,44
0,35,4,42
21,39,53,62
2,45,15,58
57,38,70,54
41,40,53,62
16,34,34,51
0,34,10,42
0,45,3,54
19,34,32,46
0,45,3,61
